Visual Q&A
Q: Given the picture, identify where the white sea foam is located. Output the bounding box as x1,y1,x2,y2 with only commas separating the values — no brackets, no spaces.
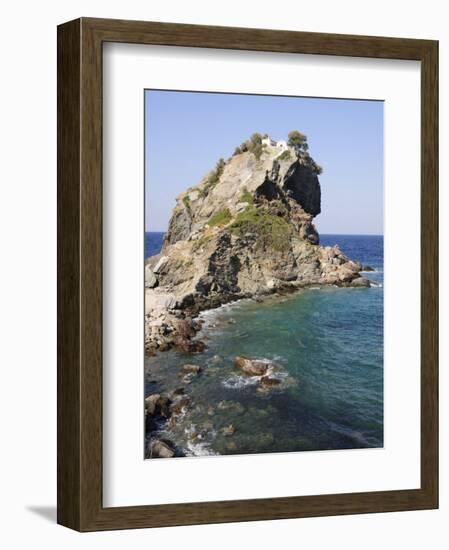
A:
369,281,383,288
222,374,261,389
183,424,218,456
271,354,287,364
222,361,289,390
197,298,251,320
185,441,217,457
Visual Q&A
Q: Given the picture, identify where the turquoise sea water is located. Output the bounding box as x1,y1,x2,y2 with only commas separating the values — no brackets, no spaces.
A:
144,233,383,456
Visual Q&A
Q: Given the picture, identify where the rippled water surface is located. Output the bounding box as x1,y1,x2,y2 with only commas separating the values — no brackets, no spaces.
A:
145,234,384,456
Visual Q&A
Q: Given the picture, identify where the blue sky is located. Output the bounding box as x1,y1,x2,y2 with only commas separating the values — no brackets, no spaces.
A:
145,90,383,234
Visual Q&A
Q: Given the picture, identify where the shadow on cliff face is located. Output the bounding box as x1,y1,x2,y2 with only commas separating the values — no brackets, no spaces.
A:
283,161,321,216
197,233,242,296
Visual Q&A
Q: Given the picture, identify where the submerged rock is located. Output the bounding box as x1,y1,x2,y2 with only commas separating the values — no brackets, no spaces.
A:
182,364,202,375
217,400,245,414
169,395,190,416
260,376,282,386
176,338,206,354
221,424,235,436
234,356,270,376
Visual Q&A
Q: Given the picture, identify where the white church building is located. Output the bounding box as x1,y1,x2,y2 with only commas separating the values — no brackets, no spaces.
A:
261,135,288,149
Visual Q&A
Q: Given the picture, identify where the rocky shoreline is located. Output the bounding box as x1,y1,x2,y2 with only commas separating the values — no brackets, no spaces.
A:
145,350,296,458
144,271,372,356
144,132,374,456
144,133,374,355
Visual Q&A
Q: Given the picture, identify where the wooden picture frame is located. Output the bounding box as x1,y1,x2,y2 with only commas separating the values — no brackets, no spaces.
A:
57,17,438,531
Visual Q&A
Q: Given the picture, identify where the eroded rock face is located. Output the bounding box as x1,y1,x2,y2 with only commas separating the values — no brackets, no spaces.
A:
144,136,365,353
165,205,192,245
283,161,321,216
145,265,158,288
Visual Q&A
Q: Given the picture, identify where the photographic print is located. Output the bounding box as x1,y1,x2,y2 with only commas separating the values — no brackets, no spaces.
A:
144,90,384,459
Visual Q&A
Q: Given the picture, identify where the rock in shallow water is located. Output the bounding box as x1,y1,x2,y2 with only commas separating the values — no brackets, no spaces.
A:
217,400,245,414
145,393,160,416
148,439,175,459
350,277,371,288
176,338,207,353
182,364,202,375
234,356,270,376
145,393,172,418
221,424,235,436
169,395,190,416
260,376,282,386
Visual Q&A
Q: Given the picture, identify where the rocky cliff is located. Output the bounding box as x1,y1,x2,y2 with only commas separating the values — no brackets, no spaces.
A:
145,135,369,353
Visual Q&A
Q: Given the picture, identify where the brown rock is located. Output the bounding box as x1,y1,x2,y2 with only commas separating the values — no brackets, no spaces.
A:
145,393,172,418
260,376,282,386
350,277,371,288
145,393,161,416
170,395,190,415
148,439,175,459
221,424,235,436
234,356,269,376
157,396,172,418
182,364,202,375
176,338,207,353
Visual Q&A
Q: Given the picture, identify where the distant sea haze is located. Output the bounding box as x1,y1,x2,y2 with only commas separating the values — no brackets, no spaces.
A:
145,231,383,264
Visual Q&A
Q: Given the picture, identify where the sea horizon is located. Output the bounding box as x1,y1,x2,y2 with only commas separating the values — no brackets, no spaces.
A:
146,230,384,236
145,231,384,261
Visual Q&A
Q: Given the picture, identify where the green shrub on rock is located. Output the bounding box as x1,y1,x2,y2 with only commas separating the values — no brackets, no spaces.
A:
287,130,308,148
229,205,291,251
239,187,254,204
277,149,292,161
208,208,232,227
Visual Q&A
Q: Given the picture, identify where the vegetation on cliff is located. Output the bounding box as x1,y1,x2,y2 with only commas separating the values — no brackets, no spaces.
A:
145,132,368,354
229,205,292,252
208,208,232,227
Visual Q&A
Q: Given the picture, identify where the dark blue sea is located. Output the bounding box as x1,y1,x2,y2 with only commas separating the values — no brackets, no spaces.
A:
145,231,165,258
144,232,383,456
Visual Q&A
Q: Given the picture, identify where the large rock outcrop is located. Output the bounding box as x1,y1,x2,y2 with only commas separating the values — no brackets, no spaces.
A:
145,136,367,353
